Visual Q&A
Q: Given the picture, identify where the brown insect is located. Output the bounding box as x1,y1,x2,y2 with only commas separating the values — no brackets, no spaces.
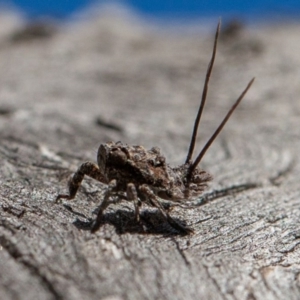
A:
55,22,254,234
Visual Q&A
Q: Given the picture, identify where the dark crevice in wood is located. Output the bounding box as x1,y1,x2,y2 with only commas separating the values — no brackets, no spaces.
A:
172,238,191,267
0,234,63,300
203,264,226,300
169,182,261,209
269,159,295,186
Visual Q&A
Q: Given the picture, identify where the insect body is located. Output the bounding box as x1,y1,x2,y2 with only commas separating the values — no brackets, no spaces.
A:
55,22,254,234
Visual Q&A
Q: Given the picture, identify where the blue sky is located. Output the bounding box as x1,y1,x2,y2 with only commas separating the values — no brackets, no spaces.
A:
1,0,300,20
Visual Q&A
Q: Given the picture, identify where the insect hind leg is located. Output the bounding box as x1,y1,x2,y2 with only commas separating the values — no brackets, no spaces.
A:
140,185,193,234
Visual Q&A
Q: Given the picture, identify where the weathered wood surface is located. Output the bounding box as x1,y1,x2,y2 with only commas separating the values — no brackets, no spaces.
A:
0,12,300,300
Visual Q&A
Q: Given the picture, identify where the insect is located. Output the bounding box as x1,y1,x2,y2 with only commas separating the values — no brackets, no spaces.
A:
55,22,254,234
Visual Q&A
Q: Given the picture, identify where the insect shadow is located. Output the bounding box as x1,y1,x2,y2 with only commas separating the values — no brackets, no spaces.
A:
72,207,189,235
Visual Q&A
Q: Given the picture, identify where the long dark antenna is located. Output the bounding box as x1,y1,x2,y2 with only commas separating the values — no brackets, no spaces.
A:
188,78,255,176
185,21,221,164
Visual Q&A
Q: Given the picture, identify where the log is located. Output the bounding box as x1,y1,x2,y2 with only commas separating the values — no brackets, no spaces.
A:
0,12,299,300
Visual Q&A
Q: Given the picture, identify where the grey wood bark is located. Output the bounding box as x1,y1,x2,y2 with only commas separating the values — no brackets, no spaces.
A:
0,11,300,300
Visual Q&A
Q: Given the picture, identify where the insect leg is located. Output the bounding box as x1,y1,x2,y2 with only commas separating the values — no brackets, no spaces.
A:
126,183,141,222
91,179,117,233
55,162,108,203
139,185,193,234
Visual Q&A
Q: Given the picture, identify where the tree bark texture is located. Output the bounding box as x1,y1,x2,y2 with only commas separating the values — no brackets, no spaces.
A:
0,12,299,300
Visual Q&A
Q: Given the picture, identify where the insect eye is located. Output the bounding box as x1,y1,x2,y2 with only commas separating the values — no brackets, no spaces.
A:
110,149,127,165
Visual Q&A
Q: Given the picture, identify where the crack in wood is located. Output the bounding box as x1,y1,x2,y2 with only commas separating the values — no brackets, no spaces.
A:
0,234,63,300
172,238,191,267
168,182,261,209
269,158,295,186
203,264,226,300
2,203,26,218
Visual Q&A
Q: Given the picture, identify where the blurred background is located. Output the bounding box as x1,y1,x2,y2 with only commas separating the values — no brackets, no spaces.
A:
0,0,299,162
0,0,300,23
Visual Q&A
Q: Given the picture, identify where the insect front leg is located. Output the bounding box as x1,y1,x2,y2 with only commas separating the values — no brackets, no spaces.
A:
126,183,141,222
139,185,193,234
91,179,118,233
55,162,108,203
